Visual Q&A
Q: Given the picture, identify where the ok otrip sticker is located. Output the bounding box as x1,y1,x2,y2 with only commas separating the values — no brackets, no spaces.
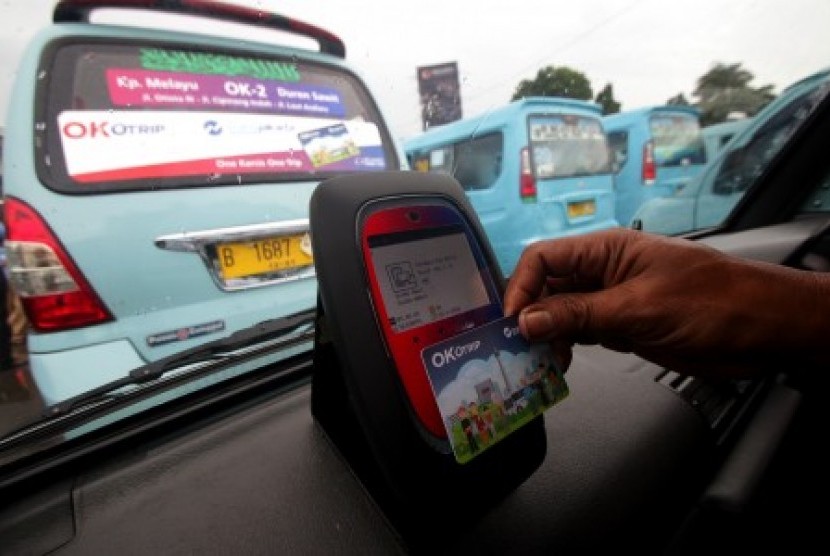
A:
298,123,360,168
421,315,569,464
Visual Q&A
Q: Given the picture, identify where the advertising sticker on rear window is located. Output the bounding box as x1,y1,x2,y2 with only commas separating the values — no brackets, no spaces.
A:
106,68,346,118
57,110,386,183
298,123,360,167
41,43,396,190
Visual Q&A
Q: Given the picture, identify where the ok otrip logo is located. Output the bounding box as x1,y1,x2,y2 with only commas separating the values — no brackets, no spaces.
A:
429,340,482,368
203,120,223,136
503,324,521,338
61,121,166,139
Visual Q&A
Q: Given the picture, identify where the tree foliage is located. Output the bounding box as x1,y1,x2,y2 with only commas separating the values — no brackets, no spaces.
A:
693,62,775,125
511,66,593,101
594,83,621,115
666,93,690,106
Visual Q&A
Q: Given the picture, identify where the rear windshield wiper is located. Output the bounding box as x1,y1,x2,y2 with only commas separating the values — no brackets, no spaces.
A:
43,308,317,419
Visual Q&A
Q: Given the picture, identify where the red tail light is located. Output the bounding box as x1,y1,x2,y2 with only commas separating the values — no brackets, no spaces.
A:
4,198,113,332
519,147,537,202
642,140,656,185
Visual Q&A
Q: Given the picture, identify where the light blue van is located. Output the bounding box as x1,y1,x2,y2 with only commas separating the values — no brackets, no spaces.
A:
604,106,708,226
404,97,618,275
632,68,830,236
2,2,404,404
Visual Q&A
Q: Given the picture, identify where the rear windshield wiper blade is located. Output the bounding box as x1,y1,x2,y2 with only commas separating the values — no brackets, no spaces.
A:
43,308,317,419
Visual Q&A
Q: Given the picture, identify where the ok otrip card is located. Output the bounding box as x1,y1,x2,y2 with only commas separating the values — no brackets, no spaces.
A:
421,315,569,464
297,123,360,168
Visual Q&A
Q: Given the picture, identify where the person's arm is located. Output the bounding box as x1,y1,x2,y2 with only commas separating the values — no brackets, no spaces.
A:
503,228,829,378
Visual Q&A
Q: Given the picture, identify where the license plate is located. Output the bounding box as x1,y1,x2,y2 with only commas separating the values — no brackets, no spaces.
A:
217,234,313,280
567,200,596,218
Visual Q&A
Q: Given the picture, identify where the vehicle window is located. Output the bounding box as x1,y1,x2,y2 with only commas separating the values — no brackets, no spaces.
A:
409,134,502,191
606,130,628,171
451,133,502,190
2,0,830,501
718,134,734,149
40,42,395,193
799,167,830,214
412,145,454,175
648,113,706,166
528,115,611,178
712,82,830,195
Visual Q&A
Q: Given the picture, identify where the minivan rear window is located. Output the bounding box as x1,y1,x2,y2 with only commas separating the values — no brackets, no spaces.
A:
648,113,706,167
528,115,611,178
37,42,396,193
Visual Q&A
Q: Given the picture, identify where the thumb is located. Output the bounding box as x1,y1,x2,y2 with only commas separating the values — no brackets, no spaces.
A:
517,291,620,344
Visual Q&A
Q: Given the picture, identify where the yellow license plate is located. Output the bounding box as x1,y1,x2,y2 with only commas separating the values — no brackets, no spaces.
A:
567,200,596,218
217,234,313,280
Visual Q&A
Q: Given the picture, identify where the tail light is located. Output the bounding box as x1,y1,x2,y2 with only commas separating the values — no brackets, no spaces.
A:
4,198,113,332
519,147,537,203
642,140,656,185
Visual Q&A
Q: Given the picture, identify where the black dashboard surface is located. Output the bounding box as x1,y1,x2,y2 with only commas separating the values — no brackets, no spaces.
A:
2,221,823,555
2,345,722,555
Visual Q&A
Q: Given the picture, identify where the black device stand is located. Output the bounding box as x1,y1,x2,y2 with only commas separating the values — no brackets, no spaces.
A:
309,172,548,548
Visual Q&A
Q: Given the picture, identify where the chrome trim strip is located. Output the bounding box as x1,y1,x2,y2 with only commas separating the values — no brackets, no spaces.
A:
154,219,314,291
154,219,310,252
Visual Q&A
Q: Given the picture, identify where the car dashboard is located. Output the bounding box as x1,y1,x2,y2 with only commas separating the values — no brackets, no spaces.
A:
0,218,825,555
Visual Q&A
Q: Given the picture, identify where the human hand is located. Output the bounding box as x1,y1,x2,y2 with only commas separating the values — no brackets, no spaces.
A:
503,228,825,378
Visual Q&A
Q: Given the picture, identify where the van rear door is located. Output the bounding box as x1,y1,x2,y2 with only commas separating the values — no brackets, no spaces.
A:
4,12,399,402
649,111,707,194
527,114,617,237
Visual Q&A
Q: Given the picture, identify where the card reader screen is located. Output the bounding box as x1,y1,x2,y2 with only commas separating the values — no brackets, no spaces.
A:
369,228,491,333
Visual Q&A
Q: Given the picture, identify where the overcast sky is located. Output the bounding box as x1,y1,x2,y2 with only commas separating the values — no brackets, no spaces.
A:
2,0,829,140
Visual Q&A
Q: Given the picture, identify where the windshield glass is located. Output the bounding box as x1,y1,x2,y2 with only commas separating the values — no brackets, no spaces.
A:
529,115,611,178
711,79,830,195
649,112,706,166
42,42,393,191
1,0,829,465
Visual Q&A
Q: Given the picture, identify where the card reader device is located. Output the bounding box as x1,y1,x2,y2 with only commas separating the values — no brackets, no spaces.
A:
310,171,567,542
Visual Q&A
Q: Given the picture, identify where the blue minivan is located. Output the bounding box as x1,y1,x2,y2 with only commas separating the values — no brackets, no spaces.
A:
2,1,404,404
405,97,618,275
632,68,830,236
604,106,708,226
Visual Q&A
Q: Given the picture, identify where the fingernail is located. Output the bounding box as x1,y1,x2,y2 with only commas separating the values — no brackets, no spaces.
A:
520,309,554,339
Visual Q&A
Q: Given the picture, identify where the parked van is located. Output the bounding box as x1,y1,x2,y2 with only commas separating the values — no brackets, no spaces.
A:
404,97,618,275
604,106,708,226
632,68,830,236
2,0,404,404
